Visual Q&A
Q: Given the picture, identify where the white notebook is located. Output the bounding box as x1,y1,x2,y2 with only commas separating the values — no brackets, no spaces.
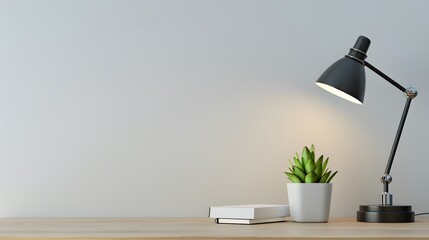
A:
209,204,290,219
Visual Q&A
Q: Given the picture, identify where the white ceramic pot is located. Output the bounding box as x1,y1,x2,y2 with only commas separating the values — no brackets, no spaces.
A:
287,183,332,222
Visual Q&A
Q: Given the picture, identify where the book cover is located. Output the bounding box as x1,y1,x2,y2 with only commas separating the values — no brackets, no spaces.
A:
209,204,289,219
215,217,286,225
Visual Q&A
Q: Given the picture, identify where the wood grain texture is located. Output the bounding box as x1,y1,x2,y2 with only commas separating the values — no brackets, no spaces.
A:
0,218,428,239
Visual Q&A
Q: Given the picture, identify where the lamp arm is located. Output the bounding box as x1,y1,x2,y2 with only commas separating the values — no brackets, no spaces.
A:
363,61,418,196
384,98,412,176
379,97,413,195
364,61,407,92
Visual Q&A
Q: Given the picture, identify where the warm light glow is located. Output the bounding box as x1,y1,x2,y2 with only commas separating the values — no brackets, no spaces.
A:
316,82,363,105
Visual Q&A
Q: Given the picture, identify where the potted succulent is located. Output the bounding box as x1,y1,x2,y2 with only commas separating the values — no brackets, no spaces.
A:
285,145,338,222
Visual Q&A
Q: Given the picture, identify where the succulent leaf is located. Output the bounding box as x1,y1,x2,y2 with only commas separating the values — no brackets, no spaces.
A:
314,164,323,177
304,158,316,173
305,172,319,183
322,157,329,174
286,172,302,183
302,146,311,164
319,171,331,183
293,157,303,170
327,171,338,183
293,166,306,182
310,144,315,154
322,168,329,177
310,149,315,161
316,155,323,167
288,159,294,167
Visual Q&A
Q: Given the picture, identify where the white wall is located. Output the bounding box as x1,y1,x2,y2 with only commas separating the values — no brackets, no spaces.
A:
0,0,428,218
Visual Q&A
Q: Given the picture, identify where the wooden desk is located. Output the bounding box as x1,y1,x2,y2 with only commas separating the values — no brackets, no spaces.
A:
0,218,428,239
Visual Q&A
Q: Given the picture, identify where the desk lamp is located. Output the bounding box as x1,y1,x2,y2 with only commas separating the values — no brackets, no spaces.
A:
316,36,417,223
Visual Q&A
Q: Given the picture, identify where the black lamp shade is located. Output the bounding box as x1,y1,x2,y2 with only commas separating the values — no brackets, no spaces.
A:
316,36,371,105
316,57,366,104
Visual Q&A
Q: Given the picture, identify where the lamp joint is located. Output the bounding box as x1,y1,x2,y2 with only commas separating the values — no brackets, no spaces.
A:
381,174,392,184
405,87,417,99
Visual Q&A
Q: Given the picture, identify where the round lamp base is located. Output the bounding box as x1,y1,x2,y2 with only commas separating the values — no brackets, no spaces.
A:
357,205,415,223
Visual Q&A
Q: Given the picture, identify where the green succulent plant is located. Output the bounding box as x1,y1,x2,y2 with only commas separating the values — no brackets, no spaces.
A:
285,145,338,183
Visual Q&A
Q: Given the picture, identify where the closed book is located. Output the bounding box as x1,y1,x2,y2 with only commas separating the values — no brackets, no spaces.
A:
209,204,289,219
215,217,286,225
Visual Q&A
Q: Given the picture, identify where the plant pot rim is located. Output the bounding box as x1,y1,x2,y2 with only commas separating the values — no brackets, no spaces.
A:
287,183,332,185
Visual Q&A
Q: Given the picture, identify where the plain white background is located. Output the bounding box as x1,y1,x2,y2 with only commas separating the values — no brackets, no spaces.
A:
0,0,428,218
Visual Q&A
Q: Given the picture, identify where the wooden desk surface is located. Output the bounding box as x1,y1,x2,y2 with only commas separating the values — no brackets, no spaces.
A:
0,218,428,239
